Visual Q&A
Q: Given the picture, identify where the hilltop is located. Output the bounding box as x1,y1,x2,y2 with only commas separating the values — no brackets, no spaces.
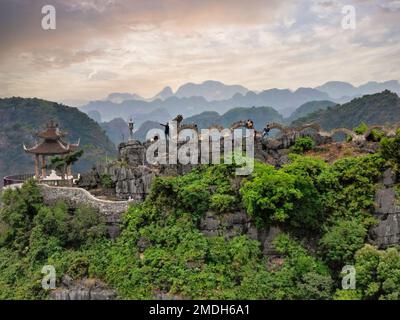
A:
287,100,336,123
183,106,284,131
292,91,400,130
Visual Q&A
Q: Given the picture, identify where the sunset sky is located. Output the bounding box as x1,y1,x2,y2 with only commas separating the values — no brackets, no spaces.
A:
0,0,399,105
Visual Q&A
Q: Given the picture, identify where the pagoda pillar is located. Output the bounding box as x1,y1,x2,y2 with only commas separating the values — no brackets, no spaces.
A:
67,164,72,178
34,154,40,179
41,155,47,178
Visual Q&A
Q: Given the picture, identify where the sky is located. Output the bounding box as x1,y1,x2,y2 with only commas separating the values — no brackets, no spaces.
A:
0,0,399,105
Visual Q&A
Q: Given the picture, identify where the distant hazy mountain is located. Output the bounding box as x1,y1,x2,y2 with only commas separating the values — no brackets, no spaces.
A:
292,90,400,130
183,106,284,131
316,81,356,99
175,80,248,101
287,100,336,123
133,108,171,128
103,81,248,104
100,118,130,146
183,111,221,130
84,99,171,124
316,80,400,100
87,110,102,123
229,88,331,116
82,86,329,120
0,97,116,185
358,80,400,96
133,121,165,142
150,86,174,101
106,92,144,103
83,79,400,122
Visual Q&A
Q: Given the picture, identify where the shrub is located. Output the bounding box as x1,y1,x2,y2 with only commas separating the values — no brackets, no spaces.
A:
241,158,334,231
240,163,303,227
0,179,43,251
268,234,333,300
380,129,400,173
319,218,368,269
68,205,107,246
290,137,315,154
354,122,368,135
100,174,114,189
348,245,400,300
209,194,236,213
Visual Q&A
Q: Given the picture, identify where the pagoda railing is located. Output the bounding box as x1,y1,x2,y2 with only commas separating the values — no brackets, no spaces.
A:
3,174,79,187
3,173,35,187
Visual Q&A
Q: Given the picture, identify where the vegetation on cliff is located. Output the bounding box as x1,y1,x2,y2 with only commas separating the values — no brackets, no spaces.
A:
1,131,400,300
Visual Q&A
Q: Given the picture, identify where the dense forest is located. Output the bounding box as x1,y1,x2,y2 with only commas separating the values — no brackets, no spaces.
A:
1,129,399,299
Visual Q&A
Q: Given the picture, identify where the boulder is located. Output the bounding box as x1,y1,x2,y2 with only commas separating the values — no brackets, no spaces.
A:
50,277,117,300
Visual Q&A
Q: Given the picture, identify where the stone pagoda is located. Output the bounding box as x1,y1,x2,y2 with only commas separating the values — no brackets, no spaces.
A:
23,121,80,180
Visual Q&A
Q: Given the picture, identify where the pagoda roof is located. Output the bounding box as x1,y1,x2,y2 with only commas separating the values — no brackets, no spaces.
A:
36,120,66,140
24,139,79,155
24,121,79,155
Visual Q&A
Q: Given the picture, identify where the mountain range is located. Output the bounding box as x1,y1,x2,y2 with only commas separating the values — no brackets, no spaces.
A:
183,106,283,130
81,86,330,121
316,80,400,100
130,90,400,143
81,80,400,122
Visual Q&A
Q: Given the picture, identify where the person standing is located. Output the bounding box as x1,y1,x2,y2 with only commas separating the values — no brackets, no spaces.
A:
160,122,170,139
262,124,271,138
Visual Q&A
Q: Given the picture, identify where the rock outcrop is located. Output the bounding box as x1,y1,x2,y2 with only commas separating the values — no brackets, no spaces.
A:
50,276,117,300
370,168,400,248
104,165,156,200
198,210,283,257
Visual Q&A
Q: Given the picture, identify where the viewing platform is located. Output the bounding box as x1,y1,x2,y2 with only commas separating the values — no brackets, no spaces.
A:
3,171,80,188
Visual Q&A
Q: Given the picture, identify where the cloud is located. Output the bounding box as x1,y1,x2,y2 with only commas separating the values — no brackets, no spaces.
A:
0,0,399,102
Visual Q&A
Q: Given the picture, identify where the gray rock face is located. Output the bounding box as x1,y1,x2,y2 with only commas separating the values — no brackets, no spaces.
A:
372,214,400,248
259,226,283,256
77,167,100,189
104,164,156,200
50,277,117,300
199,211,252,238
371,168,400,248
375,188,398,215
198,210,282,257
118,140,147,166
103,131,331,201
383,168,396,187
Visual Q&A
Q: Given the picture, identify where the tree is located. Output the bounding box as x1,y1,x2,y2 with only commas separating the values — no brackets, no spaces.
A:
240,163,303,227
346,245,400,300
290,137,315,154
319,218,367,269
380,129,400,173
0,179,43,251
50,150,84,185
